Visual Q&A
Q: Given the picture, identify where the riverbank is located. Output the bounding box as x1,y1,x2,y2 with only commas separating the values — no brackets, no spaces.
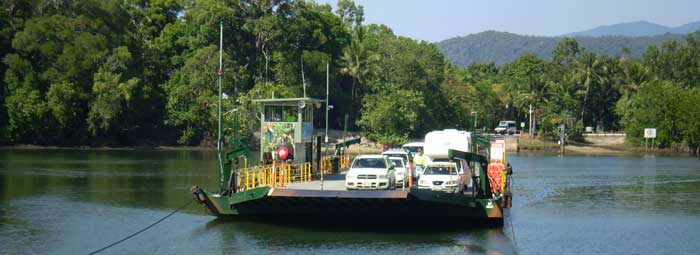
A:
3,135,694,157
517,137,696,156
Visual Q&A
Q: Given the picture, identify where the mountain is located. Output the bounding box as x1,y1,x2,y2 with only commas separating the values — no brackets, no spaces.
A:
437,31,687,66
670,21,700,34
565,20,700,37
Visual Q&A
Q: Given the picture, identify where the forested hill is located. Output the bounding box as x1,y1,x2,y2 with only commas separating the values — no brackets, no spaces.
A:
437,31,687,66
564,20,700,37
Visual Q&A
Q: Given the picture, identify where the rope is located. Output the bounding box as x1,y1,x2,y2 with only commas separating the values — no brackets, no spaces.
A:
508,210,519,252
87,199,195,255
507,175,518,252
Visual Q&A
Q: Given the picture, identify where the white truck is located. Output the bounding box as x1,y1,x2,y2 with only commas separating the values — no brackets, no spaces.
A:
495,120,517,135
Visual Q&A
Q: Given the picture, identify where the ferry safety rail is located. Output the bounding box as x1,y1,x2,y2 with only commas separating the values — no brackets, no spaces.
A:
319,154,351,173
319,156,333,174
237,162,313,191
236,155,353,191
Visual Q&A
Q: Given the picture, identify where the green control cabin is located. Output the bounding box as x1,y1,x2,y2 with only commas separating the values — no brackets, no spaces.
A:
253,97,325,164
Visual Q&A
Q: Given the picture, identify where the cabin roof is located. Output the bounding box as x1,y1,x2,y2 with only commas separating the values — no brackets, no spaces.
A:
253,97,326,104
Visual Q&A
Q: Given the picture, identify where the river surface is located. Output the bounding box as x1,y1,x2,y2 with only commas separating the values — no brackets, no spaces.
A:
1,148,699,254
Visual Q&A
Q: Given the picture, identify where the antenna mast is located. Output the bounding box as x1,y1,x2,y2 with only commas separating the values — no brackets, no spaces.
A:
301,56,307,98
217,21,224,190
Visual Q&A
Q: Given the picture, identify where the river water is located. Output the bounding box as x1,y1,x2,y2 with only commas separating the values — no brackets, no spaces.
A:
1,148,699,254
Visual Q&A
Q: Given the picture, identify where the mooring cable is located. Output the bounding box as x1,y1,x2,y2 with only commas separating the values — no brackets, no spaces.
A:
508,210,519,252
507,175,519,252
87,199,194,255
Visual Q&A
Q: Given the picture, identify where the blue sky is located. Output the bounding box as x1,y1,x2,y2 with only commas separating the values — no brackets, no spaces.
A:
317,0,700,42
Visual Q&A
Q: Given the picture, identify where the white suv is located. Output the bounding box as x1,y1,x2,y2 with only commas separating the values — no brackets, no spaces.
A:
346,155,396,190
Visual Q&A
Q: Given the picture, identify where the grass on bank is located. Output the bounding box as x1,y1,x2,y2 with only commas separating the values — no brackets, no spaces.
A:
517,138,560,151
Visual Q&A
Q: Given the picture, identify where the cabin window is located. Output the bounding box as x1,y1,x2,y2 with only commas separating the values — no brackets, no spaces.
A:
264,105,298,122
303,105,313,122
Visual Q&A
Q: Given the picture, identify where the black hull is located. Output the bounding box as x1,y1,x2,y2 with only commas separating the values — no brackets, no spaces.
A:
196,187,505,228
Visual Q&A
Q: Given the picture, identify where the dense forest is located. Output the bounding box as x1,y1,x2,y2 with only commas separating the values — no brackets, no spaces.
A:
1,0,700,153
438,31,687,66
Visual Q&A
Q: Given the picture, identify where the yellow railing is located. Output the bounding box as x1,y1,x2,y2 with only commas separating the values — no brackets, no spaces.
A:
340,154,351,169
238,162,313,191
319,156,333,174
319,155,352,174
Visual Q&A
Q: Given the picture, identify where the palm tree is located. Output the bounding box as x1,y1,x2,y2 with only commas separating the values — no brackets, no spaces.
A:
619,59,651,95
504,54,550,135
339,38,364,101
339,29,379,102
572,52,607,125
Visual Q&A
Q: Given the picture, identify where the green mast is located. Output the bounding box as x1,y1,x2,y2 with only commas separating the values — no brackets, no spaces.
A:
217,21,224,192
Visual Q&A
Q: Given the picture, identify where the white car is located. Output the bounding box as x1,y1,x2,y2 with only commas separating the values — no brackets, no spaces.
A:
346,155,396,190
382,149,413,176
401,142,423,158
388,157,408,188
417,161,469,193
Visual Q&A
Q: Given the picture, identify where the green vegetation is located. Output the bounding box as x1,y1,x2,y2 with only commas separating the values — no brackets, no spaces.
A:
1,1,699,154
467,32,700,153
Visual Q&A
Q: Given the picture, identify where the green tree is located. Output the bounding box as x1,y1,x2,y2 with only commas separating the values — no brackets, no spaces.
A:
644,32,700,89
571,52,607,125
88,47,140,136
503,54,549,135
357,88,425,145
162,46,237,145
620,80,684,147
3,54,46,142
465,62,499,83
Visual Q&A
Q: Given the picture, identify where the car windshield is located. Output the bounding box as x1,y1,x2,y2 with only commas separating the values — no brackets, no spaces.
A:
423,166,458,175
432,160,461,170
352,158,387,168
403,146,421,154
383,153,405,159
390,159,404,168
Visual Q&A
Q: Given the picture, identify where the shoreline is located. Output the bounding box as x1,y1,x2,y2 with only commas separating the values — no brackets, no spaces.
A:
516,139,696,156
2,137,696,157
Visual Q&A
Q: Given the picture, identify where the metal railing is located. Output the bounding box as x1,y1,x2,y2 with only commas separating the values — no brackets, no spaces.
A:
319,154,352,174
237,155,353,191
340,154,351,168
238,162,313,191
320,156,333,174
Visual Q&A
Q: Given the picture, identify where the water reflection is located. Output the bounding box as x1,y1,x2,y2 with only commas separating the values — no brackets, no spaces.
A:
0,149,217,209
201,219,515,255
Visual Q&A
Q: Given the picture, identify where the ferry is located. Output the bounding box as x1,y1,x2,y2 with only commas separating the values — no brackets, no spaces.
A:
190,24,513,227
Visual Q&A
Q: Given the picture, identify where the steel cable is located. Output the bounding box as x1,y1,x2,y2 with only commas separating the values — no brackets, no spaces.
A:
87,199,194,255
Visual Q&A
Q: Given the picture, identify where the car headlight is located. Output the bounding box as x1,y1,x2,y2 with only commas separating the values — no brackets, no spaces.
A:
396,172,404,176
446,181,457,185
378,174,387,179
347,175,355,179
419,180,428,185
